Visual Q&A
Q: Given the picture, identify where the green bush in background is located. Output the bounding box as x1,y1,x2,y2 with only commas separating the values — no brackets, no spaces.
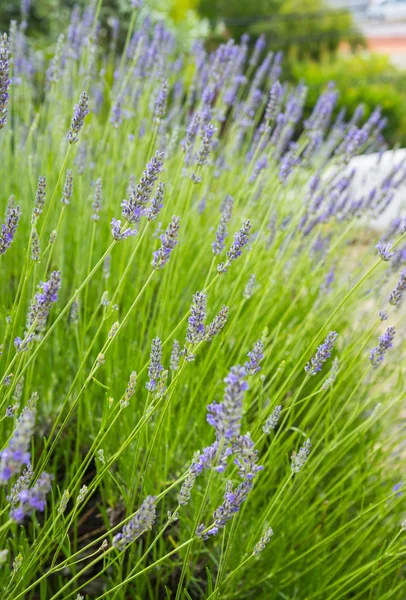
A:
290,53,406,148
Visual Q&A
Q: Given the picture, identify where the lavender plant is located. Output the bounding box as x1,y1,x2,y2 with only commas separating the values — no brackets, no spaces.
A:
0,5,405,600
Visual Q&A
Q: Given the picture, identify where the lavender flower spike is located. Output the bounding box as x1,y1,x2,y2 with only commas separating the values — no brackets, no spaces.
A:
305,331,338,376
265,81,282,122
11,471,53,522
121,151,164,224
232,433,263,480
0,205,21,255
199,479,253,539
26,270,61,332
113,496,156,550
61,169,73,205
291,438,311,473
207,365,249,439
263,405,282,434
0,33,11,130
218,220,252,273
92,177,102,221
389,269,406,306
178,444,231,506
67,91,89,144
178,458,198,506
253,527,274,555
376,241,395,262
205,306,229,342
170,339,181,372
245,340,264,375
154,78,169,124
6,463,34,506
152,215,180,270
370,326,395,366
148,181,165,221
146,337,164,393
0,404,36,483
243,274,257,300
186,291,207,344
196,123,217,167
212,195,233,256
32,176,46,225
111,218,137,241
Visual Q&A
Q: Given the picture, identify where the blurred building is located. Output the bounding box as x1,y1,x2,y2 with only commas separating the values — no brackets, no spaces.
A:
329,0,406,67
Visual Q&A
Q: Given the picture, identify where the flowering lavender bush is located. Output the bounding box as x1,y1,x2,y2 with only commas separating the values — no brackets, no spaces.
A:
0,3,405,599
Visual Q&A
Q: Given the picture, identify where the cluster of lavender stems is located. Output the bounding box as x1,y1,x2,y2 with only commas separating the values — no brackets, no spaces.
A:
0,4,405,593
179,342,268,537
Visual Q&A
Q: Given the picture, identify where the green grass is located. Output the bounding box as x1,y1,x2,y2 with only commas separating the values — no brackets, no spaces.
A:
0,3,405,599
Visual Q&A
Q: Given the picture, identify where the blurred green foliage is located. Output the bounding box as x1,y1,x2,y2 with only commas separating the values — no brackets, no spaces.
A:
290,53,406,147
199,0,363,59
2,0,405,146
0,0,363,58
0,0,206,49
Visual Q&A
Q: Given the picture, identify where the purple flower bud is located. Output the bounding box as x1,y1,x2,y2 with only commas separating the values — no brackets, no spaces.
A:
265,80,282,122
10,471,53,522
212,195,233,256
31,176,46,225
170,339,181,372
0,400,36,484
146,337,164,394
0,33,11,130
113,496,156,550
110,94,123,129
67,91,89,144
121,151,164,224
0,205,21,255
305,331,338,376
232,433,263,480
263,405,282,434
152,215,180,270
92,177,102,221
147,181,165,221
154,78,169,124
254,526,274,554
207,365,248,440
249,34,265,67
389,269,406,306
205,306,229,342
61,169,73,205
376,241,395,262
111,218,137,241
195,122,217,168
245,340,264,375
186,291,207,344
200,479,253,539
26,271,61,333
370,326,395,366
291,439,311,473
218,220,251,273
